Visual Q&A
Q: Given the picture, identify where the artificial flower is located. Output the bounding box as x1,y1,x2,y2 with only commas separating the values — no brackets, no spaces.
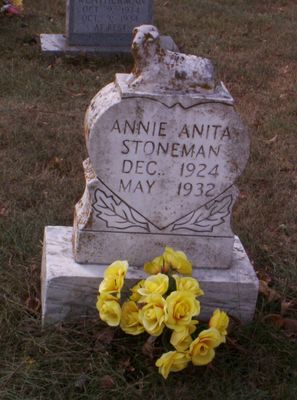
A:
144,255,168,275
129,279,145,302
163,247,192,275
139,294,166,336
173,275,204,297
120,301,144,335
165,290,200,331
99,260,128,295
170,320,198,351
189,328,221,366
104,260,128,279
155,351,190,379
96,293,121,327
137,273,169,298
209,309,229,343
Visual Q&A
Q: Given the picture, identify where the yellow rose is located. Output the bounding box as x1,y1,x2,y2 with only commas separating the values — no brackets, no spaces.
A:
12,0,23,9
138,273,169,298
165,291,200,331
155,351,190,379
163,247,192,275
139,294,166,336
209,309,229,343
170,320,198,351
96,293,121,327
104,260,128,279
144,255,169,275
173,275,204,297
129,280,145,302
189,328,221,366
120,301,144,335
99,260,128,295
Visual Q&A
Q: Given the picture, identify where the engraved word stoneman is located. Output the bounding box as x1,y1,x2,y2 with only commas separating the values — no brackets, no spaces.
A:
73,25,250,269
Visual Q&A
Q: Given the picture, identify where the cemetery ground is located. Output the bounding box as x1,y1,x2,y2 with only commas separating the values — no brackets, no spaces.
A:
0,0,297,399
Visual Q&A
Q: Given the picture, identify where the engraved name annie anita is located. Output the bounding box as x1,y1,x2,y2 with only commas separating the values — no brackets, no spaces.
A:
110,118,233,196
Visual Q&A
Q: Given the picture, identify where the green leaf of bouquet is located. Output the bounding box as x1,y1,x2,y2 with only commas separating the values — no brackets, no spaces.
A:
166,274,177,295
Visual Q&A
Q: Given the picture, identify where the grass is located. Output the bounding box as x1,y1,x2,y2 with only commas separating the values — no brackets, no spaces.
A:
0,0,297,398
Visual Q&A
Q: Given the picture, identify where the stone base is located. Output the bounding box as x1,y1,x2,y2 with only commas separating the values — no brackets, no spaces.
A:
40,34,178,56
41,226,259,326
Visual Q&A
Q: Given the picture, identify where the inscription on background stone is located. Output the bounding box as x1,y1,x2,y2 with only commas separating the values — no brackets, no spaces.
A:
67,0,153,47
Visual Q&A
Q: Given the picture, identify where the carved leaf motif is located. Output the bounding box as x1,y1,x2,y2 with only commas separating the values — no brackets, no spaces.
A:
93,189,150,232
171,195,232,233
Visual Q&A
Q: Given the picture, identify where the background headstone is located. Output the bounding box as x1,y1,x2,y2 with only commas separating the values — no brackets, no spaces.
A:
66,0,153,48
41,0,160,56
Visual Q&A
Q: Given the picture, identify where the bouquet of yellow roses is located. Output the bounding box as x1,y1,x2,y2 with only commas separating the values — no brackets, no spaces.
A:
96,247,229,379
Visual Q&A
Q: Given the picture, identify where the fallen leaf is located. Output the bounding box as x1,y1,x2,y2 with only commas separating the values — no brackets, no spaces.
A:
48,156,64,169
259,280,281,302
282,318,297,333
239,191,247,200
0,207,8,216
99,375,114,389
263,314,297,335
263,314,284,328
95,327,115,345
281,300,297,316
281,65,289,74
25,295,41,312
142,336,158,360
256,271,272,285
266,132,278,142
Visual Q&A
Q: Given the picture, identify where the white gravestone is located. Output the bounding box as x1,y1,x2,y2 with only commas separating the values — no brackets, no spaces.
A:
73,25,249,269
41,25,258,325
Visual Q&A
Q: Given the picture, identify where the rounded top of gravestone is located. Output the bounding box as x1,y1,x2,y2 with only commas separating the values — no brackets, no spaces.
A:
127,24,216,94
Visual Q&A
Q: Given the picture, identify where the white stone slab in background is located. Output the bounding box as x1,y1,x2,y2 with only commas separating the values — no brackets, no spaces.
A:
40,34,179,56
40,33,134,56
42,226,259,326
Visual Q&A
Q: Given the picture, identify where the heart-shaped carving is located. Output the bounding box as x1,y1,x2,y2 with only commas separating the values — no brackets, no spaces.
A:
86,84,249,230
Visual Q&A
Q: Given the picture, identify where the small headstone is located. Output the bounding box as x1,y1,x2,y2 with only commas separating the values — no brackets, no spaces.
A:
66,0,152,47
41,25,259,325
41,0,178,56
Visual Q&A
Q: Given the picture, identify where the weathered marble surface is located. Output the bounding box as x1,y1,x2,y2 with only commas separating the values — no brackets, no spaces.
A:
128,25,215,92
42,226,259,325
73,158,238,268
66,0,153,47
73,70,249,267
